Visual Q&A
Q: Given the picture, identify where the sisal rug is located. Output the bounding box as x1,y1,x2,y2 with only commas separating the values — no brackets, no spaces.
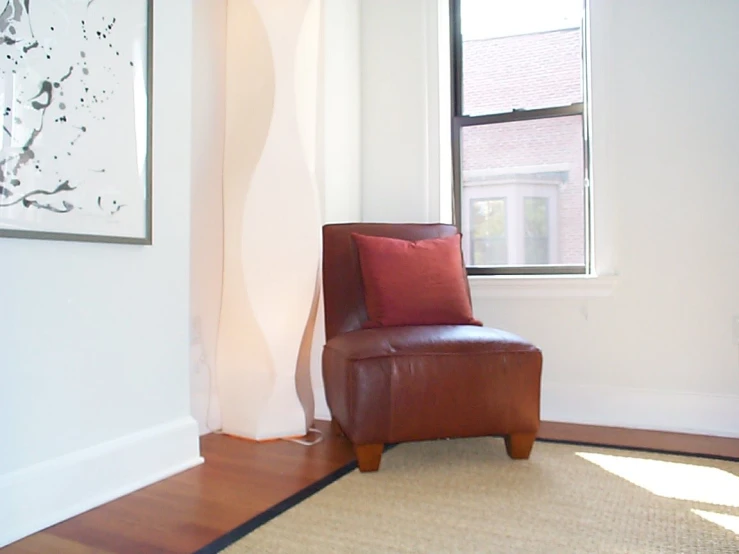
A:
200,438,739,553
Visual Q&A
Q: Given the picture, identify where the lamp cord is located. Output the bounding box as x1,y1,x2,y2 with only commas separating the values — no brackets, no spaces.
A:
282,427,324,446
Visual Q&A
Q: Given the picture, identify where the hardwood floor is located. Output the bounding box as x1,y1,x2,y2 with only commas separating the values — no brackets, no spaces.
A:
1,421,355,554
2,420,737,554
538,421,739,459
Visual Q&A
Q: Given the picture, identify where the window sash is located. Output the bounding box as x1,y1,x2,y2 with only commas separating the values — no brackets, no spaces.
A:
449,0,591,276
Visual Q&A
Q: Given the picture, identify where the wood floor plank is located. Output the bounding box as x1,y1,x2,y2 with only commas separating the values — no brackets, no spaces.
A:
538,421,739,459
0,534,118,554
2,419,736,553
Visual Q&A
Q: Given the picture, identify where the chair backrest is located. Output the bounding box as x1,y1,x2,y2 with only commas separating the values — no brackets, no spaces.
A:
322,222,461,341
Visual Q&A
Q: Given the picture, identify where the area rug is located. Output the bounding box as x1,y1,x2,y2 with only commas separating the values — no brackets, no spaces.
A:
197,438,739,553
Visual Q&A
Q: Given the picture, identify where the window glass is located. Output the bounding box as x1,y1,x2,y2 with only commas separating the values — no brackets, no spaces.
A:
460,0,583,115
524,197,549,264
470,198,507,265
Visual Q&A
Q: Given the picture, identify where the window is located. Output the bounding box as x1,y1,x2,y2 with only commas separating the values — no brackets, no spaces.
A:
470,198,507,265
450,0,591,275
524,197,550,264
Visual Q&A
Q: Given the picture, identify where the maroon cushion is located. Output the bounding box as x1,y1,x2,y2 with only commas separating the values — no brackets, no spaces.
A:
351,233,482,328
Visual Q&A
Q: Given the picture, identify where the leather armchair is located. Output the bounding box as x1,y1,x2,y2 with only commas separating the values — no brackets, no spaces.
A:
322,223,543,472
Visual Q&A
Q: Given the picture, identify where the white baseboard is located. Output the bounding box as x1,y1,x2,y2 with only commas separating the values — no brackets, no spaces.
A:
316,385,739,439
0,416,203,548
542,383,739,438
315,407,331,421
312,384,330,425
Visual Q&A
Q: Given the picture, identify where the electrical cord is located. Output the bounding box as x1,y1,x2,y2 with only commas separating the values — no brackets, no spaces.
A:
283,427,324,446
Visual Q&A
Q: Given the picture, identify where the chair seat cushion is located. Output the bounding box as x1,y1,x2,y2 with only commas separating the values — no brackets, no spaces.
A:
324,325,538,361
323,326,542,444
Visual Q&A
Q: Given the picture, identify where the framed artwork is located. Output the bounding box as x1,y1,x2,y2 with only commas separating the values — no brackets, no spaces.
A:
0,0,153,244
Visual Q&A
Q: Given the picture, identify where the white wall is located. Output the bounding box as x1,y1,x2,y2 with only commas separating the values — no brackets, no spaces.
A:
361,0,441,223
312,0,362,420
0,0,202,546
322,0,362,225
359,0,739,437
190,0,226,435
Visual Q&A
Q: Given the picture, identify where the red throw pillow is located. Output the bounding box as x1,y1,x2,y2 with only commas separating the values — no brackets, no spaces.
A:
352,233,482,328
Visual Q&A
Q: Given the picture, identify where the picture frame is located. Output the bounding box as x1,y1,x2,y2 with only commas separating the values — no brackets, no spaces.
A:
0,0,153,245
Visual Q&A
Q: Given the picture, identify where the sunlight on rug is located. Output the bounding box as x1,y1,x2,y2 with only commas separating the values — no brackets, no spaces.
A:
216,439,739,554
692,510,739,535
576,451,739,507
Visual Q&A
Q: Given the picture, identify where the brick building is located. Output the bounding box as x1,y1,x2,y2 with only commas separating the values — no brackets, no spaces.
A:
460,28,585,266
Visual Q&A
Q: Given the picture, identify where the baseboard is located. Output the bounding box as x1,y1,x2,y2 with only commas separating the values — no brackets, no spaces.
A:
316,385,739,439
542,383,739,438
0,416,203,548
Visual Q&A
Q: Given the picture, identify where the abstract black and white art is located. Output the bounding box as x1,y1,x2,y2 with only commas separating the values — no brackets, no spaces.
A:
0,0,152,244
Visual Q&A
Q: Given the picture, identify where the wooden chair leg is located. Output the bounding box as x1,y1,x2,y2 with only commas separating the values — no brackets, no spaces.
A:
354,443,384,472
504,432,537,460
331,417,346,438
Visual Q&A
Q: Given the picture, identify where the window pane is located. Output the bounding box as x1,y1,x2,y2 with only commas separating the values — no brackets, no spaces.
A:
460,115,585,267
524,197,549,264
470,198,507,265
460,0,583,116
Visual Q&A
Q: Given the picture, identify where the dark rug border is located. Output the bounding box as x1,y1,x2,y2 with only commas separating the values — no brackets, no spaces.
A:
192,439,737,553
191,457,359,554
192,443,398,554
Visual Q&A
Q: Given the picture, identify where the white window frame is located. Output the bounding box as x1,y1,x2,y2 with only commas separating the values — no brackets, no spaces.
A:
449,0,592,277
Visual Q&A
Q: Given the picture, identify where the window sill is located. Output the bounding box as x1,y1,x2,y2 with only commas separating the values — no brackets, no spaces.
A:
468,274,618,299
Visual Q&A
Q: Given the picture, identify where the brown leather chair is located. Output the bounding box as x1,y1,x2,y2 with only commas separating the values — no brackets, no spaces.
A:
322,223,543,472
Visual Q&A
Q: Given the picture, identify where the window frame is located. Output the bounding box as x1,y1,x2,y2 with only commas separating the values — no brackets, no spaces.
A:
449,0,592,276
